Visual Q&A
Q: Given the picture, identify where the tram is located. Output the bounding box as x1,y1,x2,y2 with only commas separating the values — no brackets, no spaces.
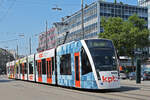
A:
6,39,120,89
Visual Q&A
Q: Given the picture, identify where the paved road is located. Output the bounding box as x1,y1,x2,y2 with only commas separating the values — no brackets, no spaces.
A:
0,75,150,100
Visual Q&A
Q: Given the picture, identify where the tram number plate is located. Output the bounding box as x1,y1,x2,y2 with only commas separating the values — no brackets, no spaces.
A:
111,72,117,74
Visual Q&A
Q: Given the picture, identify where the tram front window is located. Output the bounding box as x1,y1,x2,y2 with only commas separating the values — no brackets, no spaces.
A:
92,48,117,71
85,40,117,72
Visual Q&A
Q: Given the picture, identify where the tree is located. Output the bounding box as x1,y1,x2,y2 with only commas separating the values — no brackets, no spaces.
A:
0,48,14,74
99,14,150,65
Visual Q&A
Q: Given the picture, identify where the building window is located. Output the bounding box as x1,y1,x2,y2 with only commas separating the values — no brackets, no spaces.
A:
60,54,71,75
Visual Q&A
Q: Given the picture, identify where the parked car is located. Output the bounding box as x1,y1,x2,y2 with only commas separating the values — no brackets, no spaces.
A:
128,72,136,80
128,71,150,81
142,71,150,81
120,70,127,79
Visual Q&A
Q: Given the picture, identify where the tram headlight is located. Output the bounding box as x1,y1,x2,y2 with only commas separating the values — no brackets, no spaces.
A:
96,71,101,80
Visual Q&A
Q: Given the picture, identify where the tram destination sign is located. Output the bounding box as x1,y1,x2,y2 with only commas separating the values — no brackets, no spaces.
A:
86,39,113,48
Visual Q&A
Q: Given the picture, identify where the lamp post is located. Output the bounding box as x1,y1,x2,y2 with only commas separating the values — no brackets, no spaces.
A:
29,37,31,55
45,20,48,50
16,44,18,59
81,0,84,39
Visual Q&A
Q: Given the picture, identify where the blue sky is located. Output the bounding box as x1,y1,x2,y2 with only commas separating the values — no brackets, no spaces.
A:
0,0,137,55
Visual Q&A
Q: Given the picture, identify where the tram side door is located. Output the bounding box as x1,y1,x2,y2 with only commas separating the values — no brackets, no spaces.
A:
37,60,42,82
74,52,80,88
22,63,25,80
46,58,52,84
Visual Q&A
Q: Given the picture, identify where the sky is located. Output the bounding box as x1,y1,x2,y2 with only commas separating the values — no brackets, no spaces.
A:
0,0,137,56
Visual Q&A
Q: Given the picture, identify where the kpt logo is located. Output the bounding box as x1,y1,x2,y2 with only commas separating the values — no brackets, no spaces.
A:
102,75,118,83
39,53,43,58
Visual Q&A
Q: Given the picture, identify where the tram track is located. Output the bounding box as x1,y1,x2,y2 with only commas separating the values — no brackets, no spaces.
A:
106,92,149,100
11,80,113,100
121,83,150,88
122,91,150,98
70,86,150,100
55,86,148,100
121,84,150,92
8,79,150,100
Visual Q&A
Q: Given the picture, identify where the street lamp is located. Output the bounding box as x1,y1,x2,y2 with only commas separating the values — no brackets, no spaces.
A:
53,1,84,40
52,5,62,11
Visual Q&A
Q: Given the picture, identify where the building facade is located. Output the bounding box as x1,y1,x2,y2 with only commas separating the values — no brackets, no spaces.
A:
138,0,150,63
55,1,148,46
138,0,150,29
37,27,57,52
138,0,150,6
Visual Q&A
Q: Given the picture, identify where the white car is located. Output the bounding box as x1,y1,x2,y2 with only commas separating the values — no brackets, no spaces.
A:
120,70,127,79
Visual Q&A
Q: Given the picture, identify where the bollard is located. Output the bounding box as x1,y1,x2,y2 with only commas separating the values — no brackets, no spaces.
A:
136,59,141,84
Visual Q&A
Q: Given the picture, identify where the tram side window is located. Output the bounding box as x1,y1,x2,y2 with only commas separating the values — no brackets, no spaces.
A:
9,67,10,74
10,67,11,74
60,54,71,75
42,59,46,74
36,61,38,72
29,62,33,74
10,67,12,74
7,67,8,74
17,66,18,74
24,63,27,74
11,67,13,74
52,57,54,74
81,48,92,75
9,68,10,74
46,61,49,77
20,64,22,74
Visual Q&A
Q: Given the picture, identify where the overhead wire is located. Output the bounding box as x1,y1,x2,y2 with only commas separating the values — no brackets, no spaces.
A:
0,38,18,43
0,0,16,22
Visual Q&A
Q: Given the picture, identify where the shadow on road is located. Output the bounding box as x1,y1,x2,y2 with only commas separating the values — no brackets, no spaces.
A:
101,86,140,93
71,86,140,93
0,79,13,83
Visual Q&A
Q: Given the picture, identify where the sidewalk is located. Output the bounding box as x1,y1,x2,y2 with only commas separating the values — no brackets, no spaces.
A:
0,75,8,79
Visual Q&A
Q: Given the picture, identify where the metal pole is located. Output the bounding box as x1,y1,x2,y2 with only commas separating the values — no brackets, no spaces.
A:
136,59,141,84
97,0,101,34
63,31,69,44
16,44,18,59
29,37,31,55
46,20,48,50
81,0,84,39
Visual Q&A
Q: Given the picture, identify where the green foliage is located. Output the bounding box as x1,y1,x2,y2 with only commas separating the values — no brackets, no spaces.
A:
120,2,123,5
99,14,150,59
